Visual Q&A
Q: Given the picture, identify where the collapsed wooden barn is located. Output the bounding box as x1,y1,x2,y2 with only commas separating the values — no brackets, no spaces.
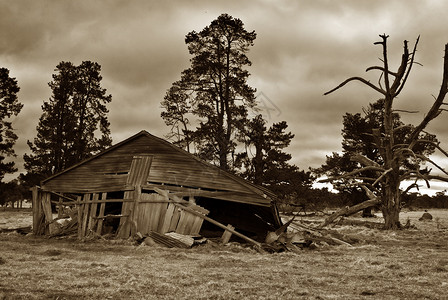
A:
32,130,282,242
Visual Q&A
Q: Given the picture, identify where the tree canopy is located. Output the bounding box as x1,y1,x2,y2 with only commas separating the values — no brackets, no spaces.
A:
319,99,437,202
0,68,23,182
238,115,313,199
161,14,311,201
161,13,257,171
24,61,112,179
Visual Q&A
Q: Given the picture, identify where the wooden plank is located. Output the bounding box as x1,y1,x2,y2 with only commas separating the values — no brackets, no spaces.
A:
54,198,134,205
77,195,83,239
57,197,63,218
45,190,78,202
155,188,208,234
155,188,262,249
175,210,187,234
178,202,262,248
41,192,53,235
137,193,147,233
119,156,152,238
221,224,235,244
118,192,134,238
160,203,175,233
31,186,41,235
80,194,91,238
96,193,107,235
135,193,151,234
169,206,181,232
180,212,196,235
156,202,169,232
190,216,205,235
150,198,163,232
87,193,99,234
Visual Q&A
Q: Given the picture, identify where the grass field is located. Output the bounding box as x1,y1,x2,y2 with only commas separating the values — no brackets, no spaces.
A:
0,208,447,299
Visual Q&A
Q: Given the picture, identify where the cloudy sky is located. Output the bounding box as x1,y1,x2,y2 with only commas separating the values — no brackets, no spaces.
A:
1,0,448,193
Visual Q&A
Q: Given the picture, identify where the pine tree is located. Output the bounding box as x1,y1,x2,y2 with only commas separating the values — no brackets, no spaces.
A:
162,14,257,171
239,115,313,199
0,68,23,181
24,61,112,178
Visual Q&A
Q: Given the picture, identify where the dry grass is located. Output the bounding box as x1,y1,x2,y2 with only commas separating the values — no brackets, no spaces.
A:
0,208,447,300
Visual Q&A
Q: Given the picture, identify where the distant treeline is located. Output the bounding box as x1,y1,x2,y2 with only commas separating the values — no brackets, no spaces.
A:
279,188,448,213
2,182,447,211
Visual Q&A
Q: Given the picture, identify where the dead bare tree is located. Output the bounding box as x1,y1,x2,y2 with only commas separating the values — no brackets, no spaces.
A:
323,34,448,229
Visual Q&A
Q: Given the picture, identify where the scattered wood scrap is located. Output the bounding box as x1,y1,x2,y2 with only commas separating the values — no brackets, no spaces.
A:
49,211,79,237
0,226,32,235
154,187,263,250
263,218,355,252
318,199,381,228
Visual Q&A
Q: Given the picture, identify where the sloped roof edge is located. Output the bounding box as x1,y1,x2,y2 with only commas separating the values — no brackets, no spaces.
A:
41,130,277,201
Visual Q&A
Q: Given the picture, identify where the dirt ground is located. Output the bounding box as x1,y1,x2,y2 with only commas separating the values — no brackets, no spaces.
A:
0,208,447,300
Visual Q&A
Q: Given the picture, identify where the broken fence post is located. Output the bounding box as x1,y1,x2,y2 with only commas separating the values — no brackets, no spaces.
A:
221,224,235,244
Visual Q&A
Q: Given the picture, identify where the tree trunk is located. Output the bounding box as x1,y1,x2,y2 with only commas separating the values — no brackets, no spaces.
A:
381,181,401,229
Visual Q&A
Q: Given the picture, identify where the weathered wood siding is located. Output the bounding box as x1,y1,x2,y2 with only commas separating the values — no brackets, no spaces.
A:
41,133,270,206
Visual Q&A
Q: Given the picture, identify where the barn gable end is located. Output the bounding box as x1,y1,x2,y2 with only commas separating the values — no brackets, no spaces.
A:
34,130,281,241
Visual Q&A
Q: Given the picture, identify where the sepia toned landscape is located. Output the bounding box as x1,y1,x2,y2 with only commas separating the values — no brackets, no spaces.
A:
1,2,448,299
1,208,447,300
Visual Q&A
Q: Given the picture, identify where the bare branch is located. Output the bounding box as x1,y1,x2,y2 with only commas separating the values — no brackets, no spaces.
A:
378,34,391,93
412,139,448,158
395,36,420,97
320,166,386,183
365,66,398,76
423,174,448,183
415,154,448,176
403,182,419,194
378,71,384,90
360,184,379,200
392,109,419,114
408,43,448,143
390,39,410,95
372,128,387,159
393,124,414,132
350,153,381,168
372,168,394,186
324,77,386,96
400,170,431,188
318,198,381,228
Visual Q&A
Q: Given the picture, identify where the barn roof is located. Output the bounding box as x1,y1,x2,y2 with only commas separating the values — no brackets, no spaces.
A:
41,130,277,207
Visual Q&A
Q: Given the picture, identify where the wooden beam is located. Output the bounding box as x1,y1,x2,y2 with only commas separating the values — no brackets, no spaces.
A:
221,224,235,244
318,198,381,229
31,186,41,235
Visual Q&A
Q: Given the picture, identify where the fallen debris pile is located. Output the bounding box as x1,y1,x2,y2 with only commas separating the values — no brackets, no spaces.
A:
127,216,358,253
262,217,357,253
136,231,205,248
0,226,32,235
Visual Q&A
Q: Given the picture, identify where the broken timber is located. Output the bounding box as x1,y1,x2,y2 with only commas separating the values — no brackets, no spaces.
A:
31,131,282,241
318,199,381,229
154,187,263,250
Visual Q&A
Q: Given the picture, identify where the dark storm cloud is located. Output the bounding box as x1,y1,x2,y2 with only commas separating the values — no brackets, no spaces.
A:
1,0,448,193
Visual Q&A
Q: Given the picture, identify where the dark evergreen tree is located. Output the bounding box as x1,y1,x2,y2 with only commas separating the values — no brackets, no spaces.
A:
24,61,112,178
162,14,257,171
239,115,313,200
318,100,436,215
0,68,23,181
